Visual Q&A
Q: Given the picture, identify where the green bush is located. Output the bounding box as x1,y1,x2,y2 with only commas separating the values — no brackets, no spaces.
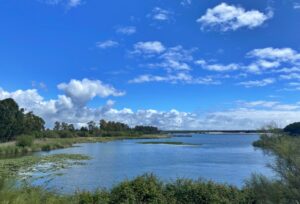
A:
110,174,166,204
57,130,75,138
16,135,34,147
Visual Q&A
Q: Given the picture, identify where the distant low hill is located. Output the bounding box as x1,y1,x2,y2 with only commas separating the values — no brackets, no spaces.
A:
163,130,262,134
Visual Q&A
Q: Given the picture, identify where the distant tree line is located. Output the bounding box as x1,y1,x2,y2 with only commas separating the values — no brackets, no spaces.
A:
0,98,160,141
50,119,160,138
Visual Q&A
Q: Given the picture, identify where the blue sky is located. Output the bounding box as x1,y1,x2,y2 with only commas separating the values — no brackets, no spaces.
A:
1,0,300,130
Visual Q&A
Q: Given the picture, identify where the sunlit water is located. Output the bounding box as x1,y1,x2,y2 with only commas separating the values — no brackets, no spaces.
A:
33,134,274,193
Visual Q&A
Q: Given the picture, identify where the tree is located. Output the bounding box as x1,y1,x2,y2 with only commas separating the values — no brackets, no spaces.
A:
283,122,300,136
100,119,107,130
23,112,45,133
0,98,24,141
53,121,61,131
68,124,75,132
87,121,97,133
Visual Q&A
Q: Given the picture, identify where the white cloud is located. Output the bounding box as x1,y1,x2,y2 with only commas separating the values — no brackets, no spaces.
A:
294,3,300,9
68,0,81,7
239,100,279,108
42,0,82,8
197,3,273,31
129,73,220,85
96,40,119,49
116,26,136,35
2,86,300,130
247,47,300,62
181,0,192,6
196,60,240,71
149,7,172,21
275,67,300,73
238,78,275,88
204,109,300,130
133,41,166,54
280,73,300,80
155,46,194,71
57,79,125,106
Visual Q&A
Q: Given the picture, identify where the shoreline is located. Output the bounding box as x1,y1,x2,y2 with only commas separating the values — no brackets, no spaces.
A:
0,134,170,158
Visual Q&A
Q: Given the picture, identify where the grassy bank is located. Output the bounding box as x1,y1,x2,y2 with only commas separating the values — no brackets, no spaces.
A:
0,135,169,157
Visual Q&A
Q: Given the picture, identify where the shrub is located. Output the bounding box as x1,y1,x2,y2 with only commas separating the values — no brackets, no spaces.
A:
57,130,75,138
110,174,166,204
16,135,34,147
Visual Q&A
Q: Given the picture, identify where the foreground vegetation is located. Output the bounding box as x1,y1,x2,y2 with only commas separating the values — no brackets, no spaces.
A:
0,174,252,204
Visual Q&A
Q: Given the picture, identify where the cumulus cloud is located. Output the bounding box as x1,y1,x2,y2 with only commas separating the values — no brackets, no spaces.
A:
197,3,273,31
116,26,136,35
247,47,300,62
2,86,300,130
133,41,166,54
96,40,119,49
57,79,125,106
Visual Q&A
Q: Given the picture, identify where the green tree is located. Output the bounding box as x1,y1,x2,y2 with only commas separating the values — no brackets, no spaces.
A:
0,98,24,141
53,121,61,131
23,112,45,134
283,122,300,136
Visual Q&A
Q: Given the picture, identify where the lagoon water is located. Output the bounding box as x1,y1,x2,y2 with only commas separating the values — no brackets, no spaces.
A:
35,134,274,193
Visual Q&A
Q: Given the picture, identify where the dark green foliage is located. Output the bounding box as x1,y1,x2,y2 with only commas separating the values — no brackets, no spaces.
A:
250,126,300,203
99,119,160,137
16,135,34,147
134,126,159,134
0,174,253,204
57,130,76,138
23,112,45,133
100,120,130,132
110,174,166,204
0,98,24,141
0,98,45,142
283,122,300,136
75,190,111,204
164,179,248,204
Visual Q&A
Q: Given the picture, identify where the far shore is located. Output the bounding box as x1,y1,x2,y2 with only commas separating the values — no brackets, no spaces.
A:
0,134,170,158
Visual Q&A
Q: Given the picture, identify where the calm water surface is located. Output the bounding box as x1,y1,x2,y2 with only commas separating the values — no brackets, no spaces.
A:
34,134,274,193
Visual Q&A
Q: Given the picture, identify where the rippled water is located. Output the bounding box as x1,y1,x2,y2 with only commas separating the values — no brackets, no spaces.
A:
33,134,274,193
